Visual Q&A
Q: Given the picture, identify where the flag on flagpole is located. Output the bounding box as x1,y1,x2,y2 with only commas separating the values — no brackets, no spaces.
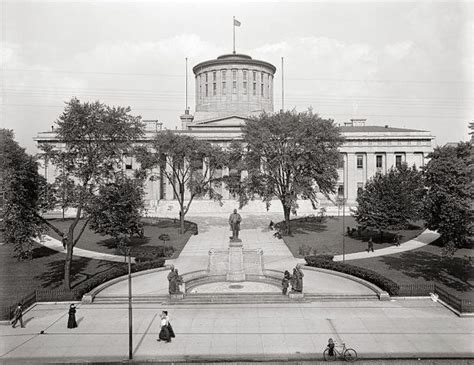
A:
234,19,241,27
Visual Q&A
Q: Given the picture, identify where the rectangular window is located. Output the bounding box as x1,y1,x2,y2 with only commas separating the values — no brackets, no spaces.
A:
376,155,383,169
261,83,264,96
205,72,208,82
337,185,344,198
213,71,216,81
261,71,264,81
124,156,133,170
222,70,226,79
233,81,237,93
337,154,344,169
243,81,247,94
357,155,363,169
243,70,247,79
395,155,402,168
253,71,256,81
357,183,364,197
205,84,208,97
199,85,202,98
213,82,216,95
233,70,237,80
253,83,256,95
222,82,226,95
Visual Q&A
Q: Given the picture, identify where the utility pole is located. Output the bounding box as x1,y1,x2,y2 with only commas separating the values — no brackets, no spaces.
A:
185,57,188,113
128,249,133,360
281,57,284,112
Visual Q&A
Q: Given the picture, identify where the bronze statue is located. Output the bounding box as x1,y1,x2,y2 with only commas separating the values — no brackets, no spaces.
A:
228,209,242,241
167,266,183,294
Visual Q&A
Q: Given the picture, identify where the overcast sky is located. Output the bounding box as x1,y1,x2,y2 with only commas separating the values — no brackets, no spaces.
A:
1,0,473,153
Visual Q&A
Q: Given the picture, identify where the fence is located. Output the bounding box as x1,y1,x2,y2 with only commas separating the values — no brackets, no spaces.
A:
0,289,80,320
397,282,473,314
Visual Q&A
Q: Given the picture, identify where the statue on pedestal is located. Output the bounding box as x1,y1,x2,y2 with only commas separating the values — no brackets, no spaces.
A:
167,266,183,294
290,265,304,293
229,209,242,241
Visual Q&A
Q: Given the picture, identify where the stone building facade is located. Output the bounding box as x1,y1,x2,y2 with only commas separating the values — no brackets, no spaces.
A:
34,53,434,215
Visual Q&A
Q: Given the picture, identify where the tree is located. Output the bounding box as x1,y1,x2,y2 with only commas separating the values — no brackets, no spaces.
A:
231,109,344,234
423,142,472,254
87,173,145,258
136,130,226,234
353,163,425,238
39,98,144,288
1,129,49,259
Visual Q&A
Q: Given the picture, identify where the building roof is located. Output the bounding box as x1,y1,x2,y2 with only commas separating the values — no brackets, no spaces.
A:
340,126,427,133
192,53,276,75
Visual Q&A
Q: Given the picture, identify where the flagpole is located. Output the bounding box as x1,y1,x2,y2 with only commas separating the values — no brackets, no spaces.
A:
233,16,235,54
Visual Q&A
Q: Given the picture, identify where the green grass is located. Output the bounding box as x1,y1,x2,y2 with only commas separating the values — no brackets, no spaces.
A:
281,216,424,257
45,217,195,259
0,241,121,307
280,216,473,299
0,217,195,308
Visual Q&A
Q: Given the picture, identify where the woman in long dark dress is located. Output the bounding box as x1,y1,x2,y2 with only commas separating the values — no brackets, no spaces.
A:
67,304,78,329
158,311,171,342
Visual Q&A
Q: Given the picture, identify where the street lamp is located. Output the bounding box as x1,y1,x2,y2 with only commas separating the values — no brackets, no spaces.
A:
127,247,133,360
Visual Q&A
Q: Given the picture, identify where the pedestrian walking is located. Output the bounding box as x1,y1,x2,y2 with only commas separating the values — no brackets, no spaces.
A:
67,304,78,329
157,311,172,342
281,270,291,295
367,237,374,253
165,311,175,340
11,303,24,328
394,234,401,247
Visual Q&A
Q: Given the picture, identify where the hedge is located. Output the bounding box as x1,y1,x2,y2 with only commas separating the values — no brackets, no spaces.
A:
304,255,399,295
131,245,175,262
73,258,166,296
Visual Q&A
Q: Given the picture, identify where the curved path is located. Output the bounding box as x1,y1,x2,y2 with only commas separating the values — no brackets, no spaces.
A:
33,214,439,267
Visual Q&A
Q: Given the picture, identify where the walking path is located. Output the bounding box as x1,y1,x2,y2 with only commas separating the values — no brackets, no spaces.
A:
33,214,439,265
31,235,135,263
0,299,472,362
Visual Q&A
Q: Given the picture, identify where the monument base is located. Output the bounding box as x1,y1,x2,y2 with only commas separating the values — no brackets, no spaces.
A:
289,292,304,299
229,238,242,243
170,293,184,300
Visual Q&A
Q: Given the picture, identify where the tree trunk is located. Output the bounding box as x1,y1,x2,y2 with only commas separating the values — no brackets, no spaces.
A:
283,205,291,235
64,236,73,289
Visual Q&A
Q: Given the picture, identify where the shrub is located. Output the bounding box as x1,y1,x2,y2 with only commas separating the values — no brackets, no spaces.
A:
131,245,175,262
305,254,334,263
304,256,399,295
73,258,165,296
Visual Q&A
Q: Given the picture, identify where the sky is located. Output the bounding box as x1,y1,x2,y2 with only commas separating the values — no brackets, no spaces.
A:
1,0,473,153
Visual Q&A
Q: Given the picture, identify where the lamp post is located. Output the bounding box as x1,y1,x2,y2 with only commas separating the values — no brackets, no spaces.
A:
342,196,346,263
127,248,133,360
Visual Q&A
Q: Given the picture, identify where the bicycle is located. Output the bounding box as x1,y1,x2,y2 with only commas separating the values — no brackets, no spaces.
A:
323,342,358,362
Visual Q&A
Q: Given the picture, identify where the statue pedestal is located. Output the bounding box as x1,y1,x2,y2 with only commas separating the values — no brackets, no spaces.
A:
170,293,184,300
227,241,245,281
289,292,304,299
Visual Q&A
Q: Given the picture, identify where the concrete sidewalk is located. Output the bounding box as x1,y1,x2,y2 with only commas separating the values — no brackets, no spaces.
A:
0,299,472,362
333,229,440,262
32,235,135,263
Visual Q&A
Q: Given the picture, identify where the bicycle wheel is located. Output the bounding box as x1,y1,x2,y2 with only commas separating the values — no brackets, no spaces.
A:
344,348,357,362
323,348,337,361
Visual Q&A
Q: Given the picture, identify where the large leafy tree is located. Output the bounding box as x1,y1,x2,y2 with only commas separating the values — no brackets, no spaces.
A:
136,131,226,233
39,98,144,288
1,129,50,259
87,173,145,257
423,142,472,254
354,163,425,237
231,109,344,234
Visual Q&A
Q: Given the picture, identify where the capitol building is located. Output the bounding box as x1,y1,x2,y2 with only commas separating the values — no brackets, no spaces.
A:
35,53,434,216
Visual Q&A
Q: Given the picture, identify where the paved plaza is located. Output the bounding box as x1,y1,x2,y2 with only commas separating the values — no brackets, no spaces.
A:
1,214,471,363
0,299,473,363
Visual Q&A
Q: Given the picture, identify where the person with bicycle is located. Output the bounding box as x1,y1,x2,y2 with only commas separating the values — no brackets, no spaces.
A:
327,338,335,357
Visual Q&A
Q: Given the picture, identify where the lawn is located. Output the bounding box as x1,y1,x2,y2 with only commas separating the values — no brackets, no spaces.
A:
350,242,473,299
45,217,195,259
281,216,425,257
0,241,121,307
0,217,196,309
280,216,473,299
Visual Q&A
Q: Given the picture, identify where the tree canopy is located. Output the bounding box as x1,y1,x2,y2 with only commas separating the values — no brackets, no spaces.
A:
353,163,425,234
231,109,344,234
423,142,472,254
87,173,145,256
136,130,226,233
39,98,144,288
1,129,47,259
